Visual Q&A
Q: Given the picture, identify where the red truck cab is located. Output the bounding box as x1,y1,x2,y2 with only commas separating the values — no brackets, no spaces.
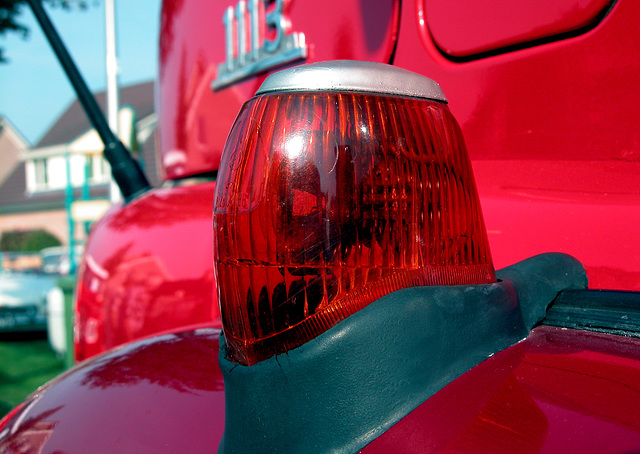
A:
2,0,640,452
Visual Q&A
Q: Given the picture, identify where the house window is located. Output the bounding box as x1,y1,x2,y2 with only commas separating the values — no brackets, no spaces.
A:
26,154,110,193
47,156,66,189
26,157,66,192
34,158,48,188
89,155,109,183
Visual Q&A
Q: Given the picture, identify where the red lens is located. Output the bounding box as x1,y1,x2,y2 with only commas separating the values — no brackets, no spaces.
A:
214,91,495,365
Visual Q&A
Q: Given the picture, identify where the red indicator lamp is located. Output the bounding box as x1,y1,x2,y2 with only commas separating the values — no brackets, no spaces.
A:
214,61,495,366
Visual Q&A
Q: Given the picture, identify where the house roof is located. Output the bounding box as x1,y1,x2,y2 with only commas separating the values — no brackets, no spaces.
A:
0,116,30,148
0,116,30,186
35,80,155,148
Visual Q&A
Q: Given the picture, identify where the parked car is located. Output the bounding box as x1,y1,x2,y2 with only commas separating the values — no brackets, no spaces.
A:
0,268,56,333
40,246,83,276
1,0,639,452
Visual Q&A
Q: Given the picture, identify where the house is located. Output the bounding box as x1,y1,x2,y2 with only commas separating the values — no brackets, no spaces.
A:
0,116,29,187
0,81,160,248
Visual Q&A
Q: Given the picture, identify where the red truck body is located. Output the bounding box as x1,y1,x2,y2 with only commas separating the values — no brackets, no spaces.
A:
2,325,640,453
76,0,640,359
2,0,640,452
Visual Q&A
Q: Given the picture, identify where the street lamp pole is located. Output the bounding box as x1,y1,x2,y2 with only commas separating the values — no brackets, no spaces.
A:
105,0,121,202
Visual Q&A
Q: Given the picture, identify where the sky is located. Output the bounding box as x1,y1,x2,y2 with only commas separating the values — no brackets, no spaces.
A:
0,0,162,146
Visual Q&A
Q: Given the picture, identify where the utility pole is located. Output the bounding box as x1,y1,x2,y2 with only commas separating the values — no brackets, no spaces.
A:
105,0,121,202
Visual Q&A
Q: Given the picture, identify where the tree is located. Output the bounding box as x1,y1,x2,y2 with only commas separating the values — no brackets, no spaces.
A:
0,0,95,63
0,1,28,62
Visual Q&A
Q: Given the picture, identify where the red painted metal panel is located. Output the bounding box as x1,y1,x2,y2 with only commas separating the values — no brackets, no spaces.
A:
156,0,640,290
362,326,640,453
4,326,640,452
74,182,221,361
394,0,640,290
77,0,640,360
158,0,399,180
0,327,225,453
425,0,613,57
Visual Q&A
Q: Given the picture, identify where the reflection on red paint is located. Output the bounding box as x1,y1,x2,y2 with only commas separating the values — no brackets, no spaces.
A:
1,328,225,453
75,182,220,361
363,326,640,453
0,406,60,454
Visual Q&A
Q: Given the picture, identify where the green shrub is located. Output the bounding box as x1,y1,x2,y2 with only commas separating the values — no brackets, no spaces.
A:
0,229,61,252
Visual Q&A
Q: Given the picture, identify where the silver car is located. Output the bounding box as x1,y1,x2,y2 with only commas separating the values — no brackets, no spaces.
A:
0,268,56,332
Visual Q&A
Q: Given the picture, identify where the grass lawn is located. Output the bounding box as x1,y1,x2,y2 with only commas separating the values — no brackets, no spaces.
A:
0,331,65,418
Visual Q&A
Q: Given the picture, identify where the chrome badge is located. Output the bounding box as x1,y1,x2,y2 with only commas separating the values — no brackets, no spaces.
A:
212,0,308,90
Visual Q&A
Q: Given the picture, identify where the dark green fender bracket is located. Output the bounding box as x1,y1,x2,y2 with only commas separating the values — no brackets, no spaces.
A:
219,253,587,453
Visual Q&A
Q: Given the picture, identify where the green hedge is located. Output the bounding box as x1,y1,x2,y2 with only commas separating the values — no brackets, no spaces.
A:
0,229,61,252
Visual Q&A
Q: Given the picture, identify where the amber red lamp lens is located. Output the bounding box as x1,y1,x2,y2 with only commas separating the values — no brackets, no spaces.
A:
214,91,495,366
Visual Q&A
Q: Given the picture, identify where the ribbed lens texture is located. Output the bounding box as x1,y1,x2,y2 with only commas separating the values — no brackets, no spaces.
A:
214,92,495,365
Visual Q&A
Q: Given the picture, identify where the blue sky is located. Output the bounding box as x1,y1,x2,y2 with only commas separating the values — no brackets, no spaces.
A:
0,0,162,145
